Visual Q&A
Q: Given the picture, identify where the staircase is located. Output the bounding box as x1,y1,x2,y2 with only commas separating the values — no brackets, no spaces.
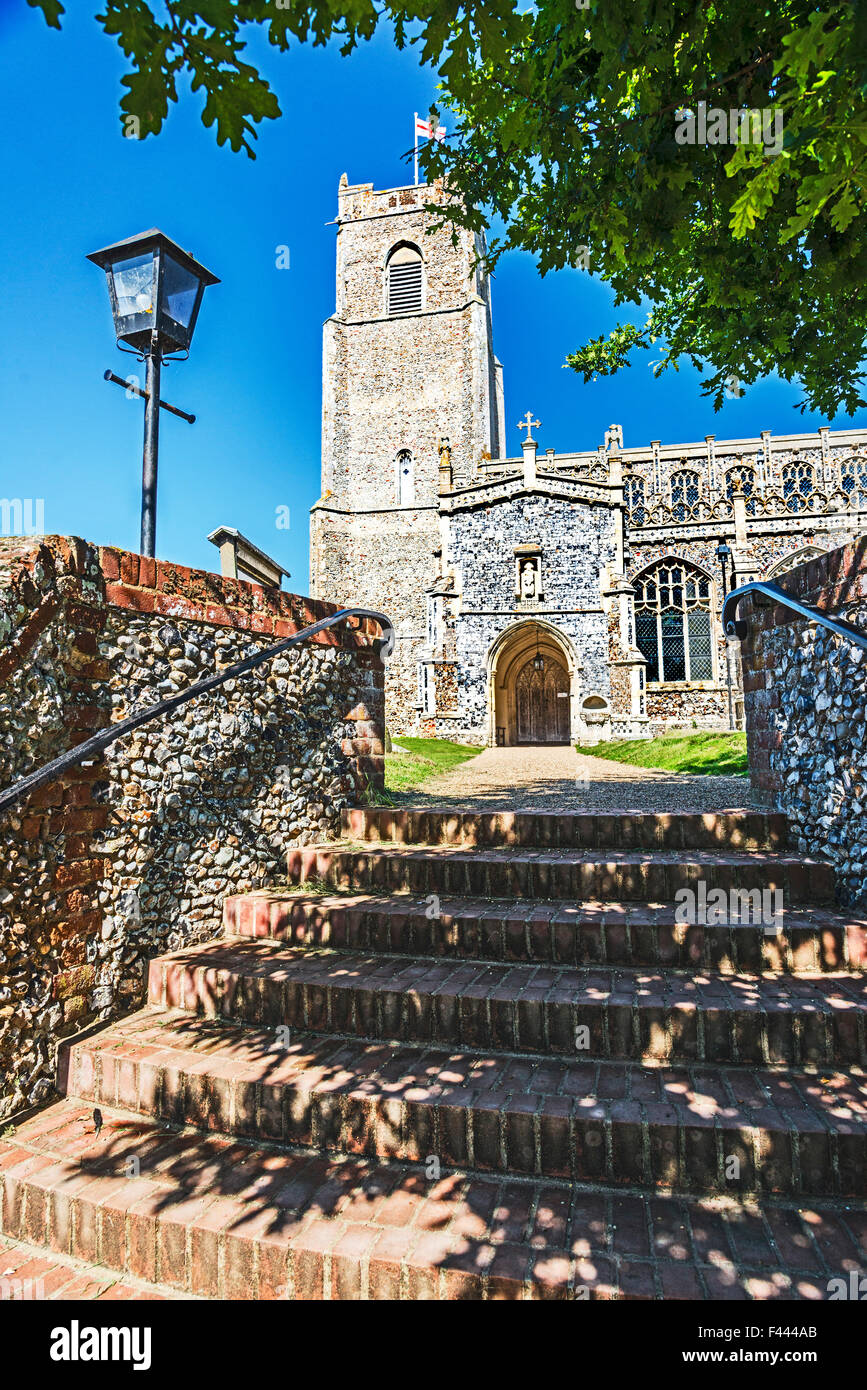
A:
1,808,865,1300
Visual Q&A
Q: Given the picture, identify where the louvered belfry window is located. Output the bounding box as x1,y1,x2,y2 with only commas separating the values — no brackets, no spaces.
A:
387,245,423,315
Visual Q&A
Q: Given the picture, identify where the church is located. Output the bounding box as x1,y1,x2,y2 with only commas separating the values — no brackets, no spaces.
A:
310,175,867,746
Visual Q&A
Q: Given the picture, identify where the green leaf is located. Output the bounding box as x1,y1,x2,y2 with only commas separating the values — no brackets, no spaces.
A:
27,0,64,26
27,0,867,415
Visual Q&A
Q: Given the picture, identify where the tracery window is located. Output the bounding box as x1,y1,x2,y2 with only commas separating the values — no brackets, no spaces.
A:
781,460,815,512
726,465,758,516
670,469,700,522
633,560,714,683
841,455,867,509
623,473,645,527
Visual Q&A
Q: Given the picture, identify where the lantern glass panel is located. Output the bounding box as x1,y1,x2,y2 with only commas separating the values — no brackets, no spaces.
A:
162,255,200,331
111,252,156,319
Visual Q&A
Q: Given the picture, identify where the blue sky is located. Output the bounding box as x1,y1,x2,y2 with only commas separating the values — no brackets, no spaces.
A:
2,3,865,587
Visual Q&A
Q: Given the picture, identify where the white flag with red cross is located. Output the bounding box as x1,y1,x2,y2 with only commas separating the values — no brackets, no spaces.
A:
413,112,446,185
414,115,446,143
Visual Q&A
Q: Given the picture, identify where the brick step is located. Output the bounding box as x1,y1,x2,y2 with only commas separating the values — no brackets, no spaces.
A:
63,1012,867,1198
341,808,788,852
146,939,867,1068
225,891,867,974
2,1098,864,1299
0,1231,193,1300
286,844,835,904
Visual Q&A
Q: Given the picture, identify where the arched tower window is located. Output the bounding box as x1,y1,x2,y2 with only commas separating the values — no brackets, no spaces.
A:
397,449,415,505
623,473,645,527
726,465,757,515
782,459,814,512
633,559,714,683
670,469,700,521
386,243,423,315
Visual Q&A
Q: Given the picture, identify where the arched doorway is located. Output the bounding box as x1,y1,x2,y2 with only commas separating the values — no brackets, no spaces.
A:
515,657,570,743
488,621,576,746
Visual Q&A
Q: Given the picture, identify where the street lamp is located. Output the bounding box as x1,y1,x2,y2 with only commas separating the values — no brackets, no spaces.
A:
87,229,220,558
716,540,735,730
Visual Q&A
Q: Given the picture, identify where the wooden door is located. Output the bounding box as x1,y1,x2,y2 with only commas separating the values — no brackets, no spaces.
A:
515,658,570,743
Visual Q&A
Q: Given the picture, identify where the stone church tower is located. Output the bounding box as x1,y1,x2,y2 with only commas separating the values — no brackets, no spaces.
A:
310,174,504,731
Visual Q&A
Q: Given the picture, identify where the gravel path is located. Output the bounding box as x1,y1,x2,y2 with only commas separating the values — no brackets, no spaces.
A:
395,744,758,813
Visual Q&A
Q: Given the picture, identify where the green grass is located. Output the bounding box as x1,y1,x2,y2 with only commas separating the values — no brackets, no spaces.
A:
585,731,749,776
384,736,482,795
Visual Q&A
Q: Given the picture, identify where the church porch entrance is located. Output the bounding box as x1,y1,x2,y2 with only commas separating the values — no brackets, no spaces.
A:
489,622,576,747
515,656,570,743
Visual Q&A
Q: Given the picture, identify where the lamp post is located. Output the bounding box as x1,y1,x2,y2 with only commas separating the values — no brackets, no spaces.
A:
87,230,219,558
716,540,735,731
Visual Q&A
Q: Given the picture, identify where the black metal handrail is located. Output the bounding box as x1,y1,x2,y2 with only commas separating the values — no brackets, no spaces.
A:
0,606,395,816
722,580,867,651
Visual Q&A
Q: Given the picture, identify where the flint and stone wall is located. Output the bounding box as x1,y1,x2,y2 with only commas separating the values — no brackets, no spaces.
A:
445,495,617,743
311,504,438,738
740,536,867,907
0,536,385,1120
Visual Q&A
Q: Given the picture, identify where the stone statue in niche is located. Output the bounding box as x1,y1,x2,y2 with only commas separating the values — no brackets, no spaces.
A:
520,559,538,599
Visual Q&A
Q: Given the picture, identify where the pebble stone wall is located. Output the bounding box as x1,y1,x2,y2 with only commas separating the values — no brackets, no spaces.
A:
740,536,867,908
0,536,385,1120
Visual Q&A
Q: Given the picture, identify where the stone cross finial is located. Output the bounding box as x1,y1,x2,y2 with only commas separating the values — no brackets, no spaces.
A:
518,411,540,442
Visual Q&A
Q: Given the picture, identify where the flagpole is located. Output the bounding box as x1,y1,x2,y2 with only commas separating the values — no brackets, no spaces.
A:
413,112,419,186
